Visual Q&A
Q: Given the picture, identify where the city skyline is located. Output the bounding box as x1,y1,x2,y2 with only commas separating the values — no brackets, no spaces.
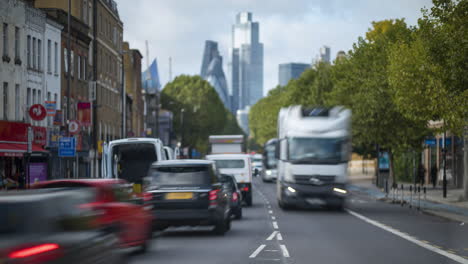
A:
116,0,432,94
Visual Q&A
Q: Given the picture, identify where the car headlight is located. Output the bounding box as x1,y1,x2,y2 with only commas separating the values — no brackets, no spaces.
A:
266,170,272,176
333,187,347,194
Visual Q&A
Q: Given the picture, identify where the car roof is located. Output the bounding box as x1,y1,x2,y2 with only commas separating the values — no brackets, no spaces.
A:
206,154,251,159
33,178,127,189
152,159,214,167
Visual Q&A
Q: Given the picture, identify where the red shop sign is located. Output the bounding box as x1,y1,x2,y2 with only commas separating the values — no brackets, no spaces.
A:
32,126,47,145
29,104,47,121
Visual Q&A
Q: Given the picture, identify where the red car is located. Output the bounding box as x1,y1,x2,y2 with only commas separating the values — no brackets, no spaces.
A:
34,179,154,253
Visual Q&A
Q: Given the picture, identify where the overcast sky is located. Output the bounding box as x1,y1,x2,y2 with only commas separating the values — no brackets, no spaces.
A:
115,0,432,95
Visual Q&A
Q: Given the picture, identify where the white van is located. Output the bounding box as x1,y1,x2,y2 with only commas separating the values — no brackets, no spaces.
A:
102,138,166,193
206,154,253,206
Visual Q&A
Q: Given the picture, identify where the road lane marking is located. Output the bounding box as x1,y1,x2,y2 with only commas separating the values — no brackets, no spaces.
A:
280,245,290,257
273,221,279,229
272,216,276,220
265,250,279,252
267,231,279,240
277,232,283,240
249,245,266,258
269,210,273,214
346,209,468,264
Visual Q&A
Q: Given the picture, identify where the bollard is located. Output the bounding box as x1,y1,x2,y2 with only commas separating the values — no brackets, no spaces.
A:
417,186,421,210
400,184,404,206
409,185,413,208
423,186,427,208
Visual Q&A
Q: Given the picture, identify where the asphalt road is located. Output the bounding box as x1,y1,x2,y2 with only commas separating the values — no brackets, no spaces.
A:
128,177,468,264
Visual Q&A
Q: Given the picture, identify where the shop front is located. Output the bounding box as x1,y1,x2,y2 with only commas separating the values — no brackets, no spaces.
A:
0,121,48,189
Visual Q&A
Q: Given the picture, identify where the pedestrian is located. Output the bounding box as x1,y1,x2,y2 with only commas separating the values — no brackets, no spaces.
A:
417,163,426,185
431,164,438,188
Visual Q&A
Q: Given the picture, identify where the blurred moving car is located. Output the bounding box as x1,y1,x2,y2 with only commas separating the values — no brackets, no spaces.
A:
144,160,231,235
261,138,278,182
220,174,243,219
206,154,253,206
0,189,125,264
34,179,153,253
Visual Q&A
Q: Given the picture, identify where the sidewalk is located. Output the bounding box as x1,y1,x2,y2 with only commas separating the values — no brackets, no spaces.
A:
348,171,468,223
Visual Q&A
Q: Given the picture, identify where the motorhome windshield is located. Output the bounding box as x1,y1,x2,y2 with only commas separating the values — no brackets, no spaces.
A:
288,137,346,164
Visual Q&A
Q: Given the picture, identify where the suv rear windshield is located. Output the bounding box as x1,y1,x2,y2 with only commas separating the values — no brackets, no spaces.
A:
214,159,245,169
148,166,216,187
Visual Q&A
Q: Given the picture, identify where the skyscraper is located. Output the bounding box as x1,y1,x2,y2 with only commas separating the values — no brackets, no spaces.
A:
278,63,311,86
200,41,230,109
229,12,263,113
318,45,331,63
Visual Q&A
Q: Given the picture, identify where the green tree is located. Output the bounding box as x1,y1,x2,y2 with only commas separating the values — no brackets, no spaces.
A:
161,75,242,154
388,0,468,135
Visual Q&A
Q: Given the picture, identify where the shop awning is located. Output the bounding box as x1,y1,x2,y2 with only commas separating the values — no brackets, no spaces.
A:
0,142,47,157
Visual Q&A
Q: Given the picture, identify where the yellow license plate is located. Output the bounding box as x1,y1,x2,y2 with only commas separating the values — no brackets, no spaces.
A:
166,192,193,200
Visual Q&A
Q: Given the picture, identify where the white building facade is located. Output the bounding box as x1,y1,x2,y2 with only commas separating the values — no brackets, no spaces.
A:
25,4,46,127
44,18,62,126
0,0,27,122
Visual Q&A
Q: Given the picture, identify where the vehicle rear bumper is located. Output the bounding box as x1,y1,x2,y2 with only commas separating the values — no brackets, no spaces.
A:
152,209,221,227
279,181,347,207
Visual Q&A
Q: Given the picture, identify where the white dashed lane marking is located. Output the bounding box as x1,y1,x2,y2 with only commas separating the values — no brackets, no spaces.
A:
249,245,266,258
273,221,279,229
267,231,279,240
280,245,290,257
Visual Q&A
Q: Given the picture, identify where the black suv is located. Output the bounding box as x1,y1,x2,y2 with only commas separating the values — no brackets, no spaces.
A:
144,160,231,235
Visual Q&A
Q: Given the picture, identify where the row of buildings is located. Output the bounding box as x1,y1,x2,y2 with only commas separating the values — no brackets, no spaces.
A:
0,0,159,185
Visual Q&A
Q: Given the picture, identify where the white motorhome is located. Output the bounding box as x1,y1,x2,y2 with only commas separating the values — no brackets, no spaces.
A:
102,138,166,193
276,106,351,209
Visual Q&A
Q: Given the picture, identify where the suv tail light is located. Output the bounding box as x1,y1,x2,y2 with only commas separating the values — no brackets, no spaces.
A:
9,243,60,259
143,192,153,202
209,189,220,206
232,192,239,202
242,186,249,192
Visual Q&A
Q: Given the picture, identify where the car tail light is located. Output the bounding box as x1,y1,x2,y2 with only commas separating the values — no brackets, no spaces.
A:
209,189,220,206
242,186,249,192
232,192,239,202
9,243,60,259
143,192,153,202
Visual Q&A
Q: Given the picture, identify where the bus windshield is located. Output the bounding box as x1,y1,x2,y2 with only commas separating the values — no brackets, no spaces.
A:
111,143,158,184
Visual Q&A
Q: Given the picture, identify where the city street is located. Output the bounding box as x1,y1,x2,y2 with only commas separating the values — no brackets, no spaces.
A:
128,177,468,264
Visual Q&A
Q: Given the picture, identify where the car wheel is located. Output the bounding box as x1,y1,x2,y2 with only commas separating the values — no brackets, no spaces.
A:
245,194,253,206
213,217,229,235
278,199,291,210
234,207,243,220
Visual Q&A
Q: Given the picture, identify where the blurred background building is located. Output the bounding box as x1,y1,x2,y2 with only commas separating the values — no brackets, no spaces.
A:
228,12,263,113
200,40,230,110
278,63,310,86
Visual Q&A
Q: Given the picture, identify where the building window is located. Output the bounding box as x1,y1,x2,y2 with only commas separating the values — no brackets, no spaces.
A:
78,55,81,79
83,57,87,80
71,50,74,77
32,89,36,104
64,48,68,73
27,35,31,67
27,88,31,106
88,2,92,27
14,27,19,59
83,0,88,24
2,23,8,57
2,82,8,120
38,90,42,104
32,37,36,69
15,84,19,120
47,39,51,73
38,39,42,71
54,42,58,74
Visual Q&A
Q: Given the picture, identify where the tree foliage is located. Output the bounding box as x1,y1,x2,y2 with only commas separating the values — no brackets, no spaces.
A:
161,75,243,154
249,0,468,184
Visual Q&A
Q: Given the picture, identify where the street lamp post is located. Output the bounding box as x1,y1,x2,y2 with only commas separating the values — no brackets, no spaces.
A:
180,108,185,149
